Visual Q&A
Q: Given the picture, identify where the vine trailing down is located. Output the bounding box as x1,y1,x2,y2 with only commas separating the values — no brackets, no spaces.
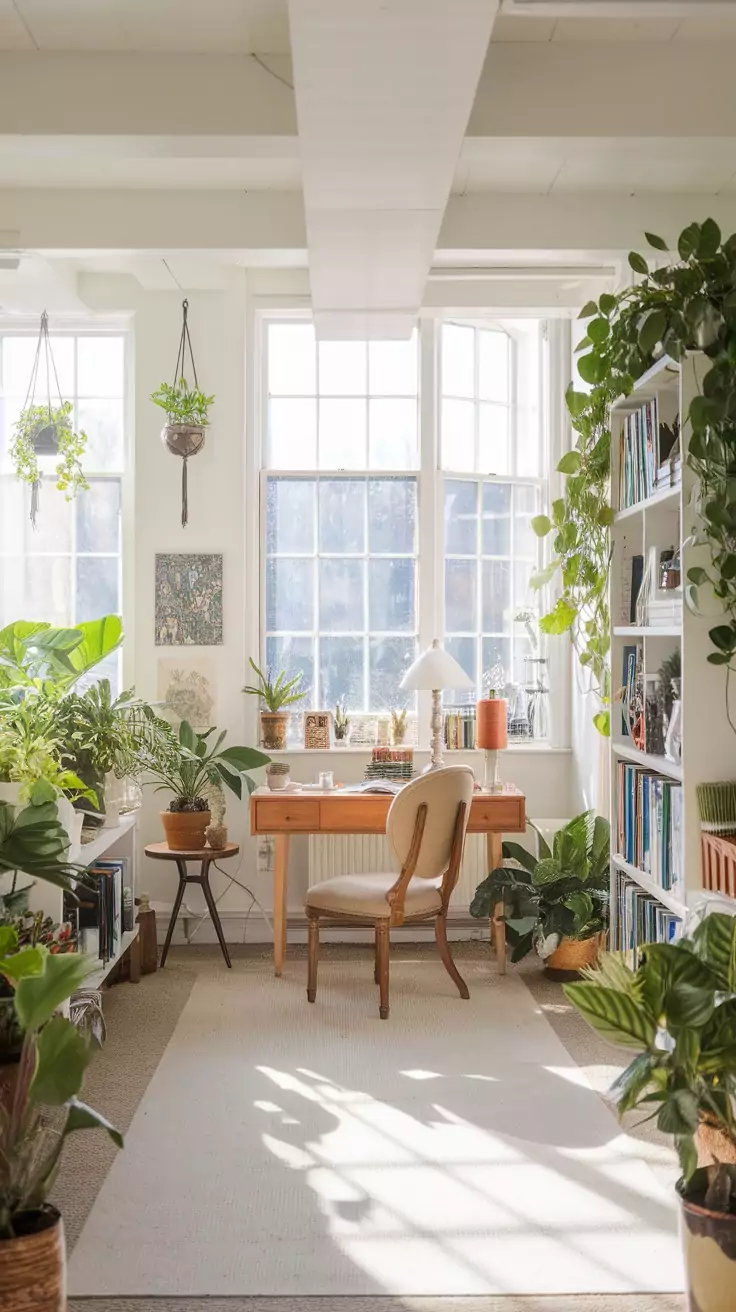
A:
532,218,736,735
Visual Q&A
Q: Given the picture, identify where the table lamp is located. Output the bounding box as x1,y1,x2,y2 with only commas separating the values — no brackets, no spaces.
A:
401,639,474,770
476,691,508,793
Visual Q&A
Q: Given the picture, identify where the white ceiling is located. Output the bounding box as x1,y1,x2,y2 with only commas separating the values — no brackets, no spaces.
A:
1,1,736,51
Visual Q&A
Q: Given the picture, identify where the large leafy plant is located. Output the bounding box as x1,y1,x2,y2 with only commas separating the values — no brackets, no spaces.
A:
0,616,123,696
150,378,214,427
56,678,170,781
141,719,269,811
10,400,88,502
0,797,87,896
0,927,122,1238
0,696,96,805
243,658,306,713
470,811,610,963
565,912,736,1214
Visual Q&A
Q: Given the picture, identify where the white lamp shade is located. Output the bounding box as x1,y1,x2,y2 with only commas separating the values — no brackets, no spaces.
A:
400,639,474,692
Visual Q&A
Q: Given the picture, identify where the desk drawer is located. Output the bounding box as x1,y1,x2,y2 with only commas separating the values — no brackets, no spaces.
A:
253,798,321,832
469,795,525,833
319,797,391,833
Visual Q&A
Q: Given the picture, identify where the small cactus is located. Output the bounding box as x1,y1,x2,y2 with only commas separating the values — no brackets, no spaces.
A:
205,781,226,828
205,823,228,850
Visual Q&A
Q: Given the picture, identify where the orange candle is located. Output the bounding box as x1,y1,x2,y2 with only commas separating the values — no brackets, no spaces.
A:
477,698,508,750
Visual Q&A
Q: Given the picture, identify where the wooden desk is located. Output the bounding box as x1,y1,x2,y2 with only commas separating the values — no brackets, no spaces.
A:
250,785,525,976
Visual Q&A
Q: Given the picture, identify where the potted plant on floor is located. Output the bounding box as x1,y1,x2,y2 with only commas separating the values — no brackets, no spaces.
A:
0,928,122,1312
243,658,305,751
470,810,610,977
565,912,736,1311
141,719,270,850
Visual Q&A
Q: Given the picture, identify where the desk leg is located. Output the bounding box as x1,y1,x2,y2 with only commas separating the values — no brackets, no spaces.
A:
273,834,290,977
487,832,506,976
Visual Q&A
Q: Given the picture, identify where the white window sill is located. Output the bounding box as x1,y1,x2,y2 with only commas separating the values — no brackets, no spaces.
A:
264,743,571,756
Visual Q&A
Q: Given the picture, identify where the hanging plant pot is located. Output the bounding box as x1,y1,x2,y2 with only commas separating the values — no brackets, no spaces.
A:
151,299,215,528
32,421,59,455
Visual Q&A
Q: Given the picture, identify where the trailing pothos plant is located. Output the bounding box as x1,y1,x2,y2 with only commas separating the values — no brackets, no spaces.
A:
534,217,736,734
10,400,88,501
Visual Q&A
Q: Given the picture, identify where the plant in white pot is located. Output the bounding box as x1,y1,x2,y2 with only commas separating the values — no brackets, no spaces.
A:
565,913,736,1312
0,927,122,1311
243,659,305,751
141,719,269,850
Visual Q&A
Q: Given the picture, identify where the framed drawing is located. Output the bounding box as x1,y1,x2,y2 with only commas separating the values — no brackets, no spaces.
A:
304,711,331,750
157,658,216,730
155,553,223,646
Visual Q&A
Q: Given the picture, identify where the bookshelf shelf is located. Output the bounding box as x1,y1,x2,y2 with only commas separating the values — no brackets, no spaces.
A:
74,815,137,868
614,484,680,522
612,740,683,782
85,926,140,991
613,625,681,638
608,351,733,953
611,855,687,918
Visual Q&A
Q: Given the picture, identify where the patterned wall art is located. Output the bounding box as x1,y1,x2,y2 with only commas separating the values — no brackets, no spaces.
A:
155,553,223,646
157,658,217,730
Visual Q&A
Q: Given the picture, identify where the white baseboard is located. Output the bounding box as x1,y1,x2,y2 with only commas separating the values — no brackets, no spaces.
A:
154,909,491,948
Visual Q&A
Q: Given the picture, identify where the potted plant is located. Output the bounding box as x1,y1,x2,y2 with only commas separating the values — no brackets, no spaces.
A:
204,783,228,849
10,400,89,520
141,719,269,850
334,704,351,747
0,697,97,849
151,377,214,457
390,708,407,746
470,810,610,977
243,658,305,750
0,928,122,1310
266,762,291,792
0,616,124,697
565,913,736,1310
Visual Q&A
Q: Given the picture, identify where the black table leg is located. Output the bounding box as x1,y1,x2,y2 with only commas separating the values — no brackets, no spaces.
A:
201,860,232,968
160,859,188,967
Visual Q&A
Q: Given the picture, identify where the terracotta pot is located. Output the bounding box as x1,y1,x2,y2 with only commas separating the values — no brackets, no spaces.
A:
260,711,289,751
160,809,210,851
679,1177,736,1312
0,1207,65,1312
697,1119,736,1168
545,934,602,980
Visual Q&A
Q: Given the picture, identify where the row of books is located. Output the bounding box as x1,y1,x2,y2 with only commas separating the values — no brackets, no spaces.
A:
64,858,134,964
618,399,680,509
616,761,684,896
612,871,681,962
444,707,477,750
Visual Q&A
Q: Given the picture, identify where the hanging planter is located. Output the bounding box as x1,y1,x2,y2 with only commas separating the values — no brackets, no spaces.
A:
10,311,88,527
150,299,214,527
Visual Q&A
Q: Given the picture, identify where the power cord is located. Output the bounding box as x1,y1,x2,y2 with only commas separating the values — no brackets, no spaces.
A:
184,852,275,948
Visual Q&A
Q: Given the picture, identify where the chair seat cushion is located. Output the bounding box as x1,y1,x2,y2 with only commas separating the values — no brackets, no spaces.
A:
306,871,442,918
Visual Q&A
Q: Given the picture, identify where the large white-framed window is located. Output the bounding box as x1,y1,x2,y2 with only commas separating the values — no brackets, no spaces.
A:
0,327,129,691
258,312,550,746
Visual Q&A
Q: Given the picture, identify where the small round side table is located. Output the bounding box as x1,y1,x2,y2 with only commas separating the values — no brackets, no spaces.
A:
145,841,240,969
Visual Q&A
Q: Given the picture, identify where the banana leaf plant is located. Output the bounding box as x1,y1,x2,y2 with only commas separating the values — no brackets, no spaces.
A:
0,616,123,696
0,927,122,1238
470,810,610,963
0,798,89,896
565,913,736,1214
140,719,270,811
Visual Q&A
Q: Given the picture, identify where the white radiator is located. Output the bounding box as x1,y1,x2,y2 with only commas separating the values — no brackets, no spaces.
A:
307,820,567,911
308,833,492,909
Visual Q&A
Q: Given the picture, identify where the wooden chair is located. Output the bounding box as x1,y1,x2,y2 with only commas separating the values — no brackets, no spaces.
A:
305,766,475,1019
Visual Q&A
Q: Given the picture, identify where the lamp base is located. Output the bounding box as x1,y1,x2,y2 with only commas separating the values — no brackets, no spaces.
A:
483,749,503,793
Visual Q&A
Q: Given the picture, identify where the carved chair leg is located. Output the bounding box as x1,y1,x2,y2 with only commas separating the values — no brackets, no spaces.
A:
376,919,390,1019
435,913,470,999
374,925,380,984
307,910,320,1003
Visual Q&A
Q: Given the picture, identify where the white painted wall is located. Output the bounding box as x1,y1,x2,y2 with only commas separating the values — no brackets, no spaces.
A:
84,272,575,943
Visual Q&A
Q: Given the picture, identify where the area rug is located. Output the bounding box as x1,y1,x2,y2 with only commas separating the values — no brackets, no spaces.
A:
68,956,682,1298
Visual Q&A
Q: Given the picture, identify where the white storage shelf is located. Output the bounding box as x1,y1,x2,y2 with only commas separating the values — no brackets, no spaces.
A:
28,814,138,986
609,352,732,942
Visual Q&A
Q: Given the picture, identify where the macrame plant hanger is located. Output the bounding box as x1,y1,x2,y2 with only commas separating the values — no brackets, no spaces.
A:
166,298,203,528
23,310,63,528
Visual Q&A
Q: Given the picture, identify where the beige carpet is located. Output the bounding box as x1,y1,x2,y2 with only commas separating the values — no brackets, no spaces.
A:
67,952,682,1300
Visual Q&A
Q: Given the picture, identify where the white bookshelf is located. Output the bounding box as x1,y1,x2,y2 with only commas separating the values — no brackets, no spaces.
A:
609,352,734,945
27,814,138,986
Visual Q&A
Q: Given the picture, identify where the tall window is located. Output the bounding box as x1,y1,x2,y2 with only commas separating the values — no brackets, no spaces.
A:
261,315,548,742
0,331,126,689
441,321,544,701
263,323,419,723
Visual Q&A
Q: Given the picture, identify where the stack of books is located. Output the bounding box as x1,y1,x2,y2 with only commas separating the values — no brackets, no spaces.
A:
619,401,680,509
444,706,477,749
616,761,684,898
364,747,413,782
64,857,134,964
612,871,681,961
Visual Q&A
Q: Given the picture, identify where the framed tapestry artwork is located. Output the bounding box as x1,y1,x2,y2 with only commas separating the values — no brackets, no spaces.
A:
304,711,331,750
155,553,223,646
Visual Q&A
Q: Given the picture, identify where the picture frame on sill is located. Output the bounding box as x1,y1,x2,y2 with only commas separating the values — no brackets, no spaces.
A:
304,711,331,750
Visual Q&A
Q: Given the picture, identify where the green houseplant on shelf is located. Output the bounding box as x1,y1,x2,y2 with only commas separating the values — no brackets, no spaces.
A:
470,811,610,977
243,658,306,750
140,718,270,850
0,927,122,1311
565,912,736,1310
